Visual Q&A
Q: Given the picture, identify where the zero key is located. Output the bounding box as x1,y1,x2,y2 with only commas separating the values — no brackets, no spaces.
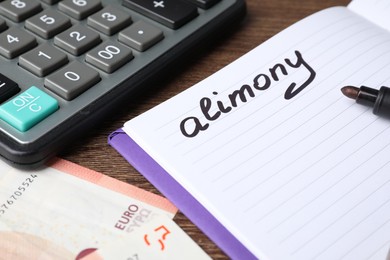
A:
122,0,198,29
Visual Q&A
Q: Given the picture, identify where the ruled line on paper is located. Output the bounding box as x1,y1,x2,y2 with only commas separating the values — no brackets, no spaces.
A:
289,172,390,256
222,60,390,195
228,53,390,200
155,14,357,135
364,240,390,260
279,150,388,244
183,90,284,158
212,97,348,185
246,118,385,218
195,28,383,175
176,18,366,153
268,141,390,236
214,96,355,185
227,105,367,201
205,35,390,189
159,17,362,145
171,20,368,150
316,199,390,259
304,197,390,259
349,0,390,34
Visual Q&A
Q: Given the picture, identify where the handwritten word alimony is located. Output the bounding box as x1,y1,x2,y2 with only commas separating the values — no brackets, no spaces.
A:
179,50,316,138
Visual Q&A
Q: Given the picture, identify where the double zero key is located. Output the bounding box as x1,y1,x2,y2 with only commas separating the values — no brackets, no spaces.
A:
86,41,133,73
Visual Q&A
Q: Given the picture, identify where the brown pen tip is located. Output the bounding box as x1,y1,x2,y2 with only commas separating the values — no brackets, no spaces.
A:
341,86,359,100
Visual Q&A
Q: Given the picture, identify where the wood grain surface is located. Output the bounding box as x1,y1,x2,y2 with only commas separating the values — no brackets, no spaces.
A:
61,0,351,258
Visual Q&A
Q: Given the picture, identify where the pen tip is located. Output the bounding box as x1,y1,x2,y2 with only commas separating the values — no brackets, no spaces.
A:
341,86,359,100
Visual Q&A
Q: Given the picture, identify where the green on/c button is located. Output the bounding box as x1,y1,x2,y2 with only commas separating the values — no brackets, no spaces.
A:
0,86,58,132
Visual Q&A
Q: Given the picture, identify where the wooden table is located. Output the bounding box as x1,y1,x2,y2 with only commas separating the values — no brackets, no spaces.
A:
61,0,351,258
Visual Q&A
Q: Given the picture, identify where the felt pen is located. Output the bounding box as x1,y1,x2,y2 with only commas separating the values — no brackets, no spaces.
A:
341,85,390,118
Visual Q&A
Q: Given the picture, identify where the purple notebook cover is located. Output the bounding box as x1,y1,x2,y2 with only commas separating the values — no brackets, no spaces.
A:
108,129,256,260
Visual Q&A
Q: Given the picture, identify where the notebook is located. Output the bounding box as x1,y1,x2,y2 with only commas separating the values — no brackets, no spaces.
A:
109,0,390,259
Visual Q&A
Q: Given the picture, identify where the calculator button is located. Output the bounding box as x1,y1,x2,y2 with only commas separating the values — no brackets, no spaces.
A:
0,86,58,132
86,41,133,73
87,6,132,36
0,28,37,59
0,0,42,22
0,73,20,104
0,17,7,32
118,21,163,51
54,25,101,56
25,9,71,39
122,0,198,29
184,0,220,9
58,0,102,20
19,44,68,77
44,61,100,100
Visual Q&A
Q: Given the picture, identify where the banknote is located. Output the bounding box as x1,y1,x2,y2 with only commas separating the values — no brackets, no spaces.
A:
0,158,177,259
80,213,211,260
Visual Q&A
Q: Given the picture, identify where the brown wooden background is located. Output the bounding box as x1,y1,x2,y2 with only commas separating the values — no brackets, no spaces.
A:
61,0,351,258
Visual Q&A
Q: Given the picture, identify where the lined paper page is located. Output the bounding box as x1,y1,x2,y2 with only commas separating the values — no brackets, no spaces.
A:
349,0,390,32
125,7,390,260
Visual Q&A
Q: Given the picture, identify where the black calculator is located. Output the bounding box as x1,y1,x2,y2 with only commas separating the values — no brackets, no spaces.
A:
0,0,246,166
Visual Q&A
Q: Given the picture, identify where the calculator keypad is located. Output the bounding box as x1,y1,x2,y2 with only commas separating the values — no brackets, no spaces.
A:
0,0,204,133
0,0,244,165
0,0,191,133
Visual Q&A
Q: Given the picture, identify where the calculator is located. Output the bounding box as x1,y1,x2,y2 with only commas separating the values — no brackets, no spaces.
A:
0,0,246,166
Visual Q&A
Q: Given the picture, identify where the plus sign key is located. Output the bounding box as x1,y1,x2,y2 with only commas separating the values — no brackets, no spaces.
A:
122,0,198,29
0,87,58,131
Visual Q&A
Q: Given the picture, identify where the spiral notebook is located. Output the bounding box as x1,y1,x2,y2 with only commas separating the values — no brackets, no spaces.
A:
109,0,390,259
